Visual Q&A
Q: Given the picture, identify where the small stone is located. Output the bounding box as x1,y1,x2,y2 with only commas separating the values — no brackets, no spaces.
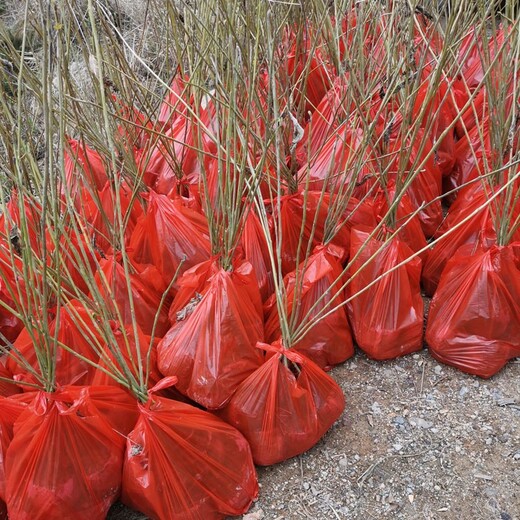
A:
412,417,433,429
371,401,382,415
338,458,348,468
434,365,442,375
394,416,406,425
303,482,310,490
459,386,469,398
243,509,265,520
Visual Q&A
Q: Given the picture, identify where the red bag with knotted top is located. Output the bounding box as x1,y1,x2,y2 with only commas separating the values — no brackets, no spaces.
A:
421,183,520,296
7,301,101,388
5,387,129,520
129,191,211,283
264,243,353,370
347,226,424,360
94,255,171,337
426,243,520,378
220,341,345,466
121,377,258,520
158,257,264,409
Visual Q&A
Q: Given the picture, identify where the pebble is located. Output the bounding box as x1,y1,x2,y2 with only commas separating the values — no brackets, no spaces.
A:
243,510,265,520
410,417,433,429
434,365,443,375
459,386,469,398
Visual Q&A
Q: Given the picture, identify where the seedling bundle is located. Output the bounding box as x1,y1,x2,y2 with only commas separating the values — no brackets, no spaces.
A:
0,0,519,518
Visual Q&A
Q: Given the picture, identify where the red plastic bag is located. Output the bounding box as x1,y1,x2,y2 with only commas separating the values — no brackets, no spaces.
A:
158,258,264,409
63,139,108,195
264,244,353,370
426,243,520,378
0,360,20,397
0,269,23,347
347,227,424,360
157,74,191,130
91,323,162,391
5,388,126,520
386,130,443,237
372,183,428,263
81,180,144,254
220,341,345,466
240,209,275,302
276,191,375,276
297,123,378,196
0,395,27,504
283,25,332,115
129,191,211,283
94,256,171,338
294,75,351,167
421,183,520,296
7,301,101,388
122,379,258,520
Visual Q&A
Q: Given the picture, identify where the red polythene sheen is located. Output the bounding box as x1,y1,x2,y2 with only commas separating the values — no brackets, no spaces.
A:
294,75,352,168
372,183,428,264
446,117,492,197
240,209,275,302
142,97,218,196
129,190,211,283
157,73,191,130
426,243,520,378
94,256,171,338
0,192,43,255
82,180,144,254
264,243,354,370
412,75,456,177
421,183,520,296
7,300,101,388
111,94,154,150
58,228,100,296
346,227,424,360
5,388,127,520
220,341,345,466
0,360,20,397
297,122,379,197
91,323,162,391
0,267,23,346
63,139,108,208
276,191,376,276
386,130,443,238
157,258,265,409
0,395,27,503
283,25,332,115
121,390,258,520
167,258,216,323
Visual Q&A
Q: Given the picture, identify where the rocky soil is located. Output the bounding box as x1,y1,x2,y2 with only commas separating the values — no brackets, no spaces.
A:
109,349,520,520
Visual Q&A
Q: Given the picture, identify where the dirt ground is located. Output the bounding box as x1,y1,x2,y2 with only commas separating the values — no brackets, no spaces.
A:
108,348,520,520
